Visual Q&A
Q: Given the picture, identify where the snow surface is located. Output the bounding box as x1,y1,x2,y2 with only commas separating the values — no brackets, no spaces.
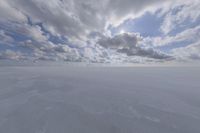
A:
0,66,200,133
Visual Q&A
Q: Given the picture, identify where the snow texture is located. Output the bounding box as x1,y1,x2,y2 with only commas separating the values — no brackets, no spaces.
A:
0,66,200,133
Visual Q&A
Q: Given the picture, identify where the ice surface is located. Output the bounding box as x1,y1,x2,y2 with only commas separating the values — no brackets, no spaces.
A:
0,66,200,133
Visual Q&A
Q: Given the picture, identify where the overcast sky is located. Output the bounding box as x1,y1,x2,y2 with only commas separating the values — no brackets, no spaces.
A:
0,0,200,64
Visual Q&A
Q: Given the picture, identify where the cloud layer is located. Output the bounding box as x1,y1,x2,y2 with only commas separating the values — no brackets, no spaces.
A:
98,33,172,60
0,0,199,64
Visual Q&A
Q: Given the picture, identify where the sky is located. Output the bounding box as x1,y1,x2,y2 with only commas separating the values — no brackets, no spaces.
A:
0,0,200,65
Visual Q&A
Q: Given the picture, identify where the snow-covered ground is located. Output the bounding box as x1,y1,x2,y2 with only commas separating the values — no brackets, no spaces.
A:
0,66,200,133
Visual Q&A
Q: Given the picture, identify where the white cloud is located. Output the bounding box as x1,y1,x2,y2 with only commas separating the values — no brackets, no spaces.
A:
0,0,199,63
160,0,200,34
143,25,200,47
105,0,171,27
0,50,24,60
171,41,200,61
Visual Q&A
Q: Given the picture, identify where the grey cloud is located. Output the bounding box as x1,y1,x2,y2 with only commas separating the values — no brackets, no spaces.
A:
0,50,24,60
0,22,84,62
107,0,168,16
0,22,48,44
0,0,193,63
98,33,172,60
19,40,83,61
171,41,200,61
4,0,82,38
5,0,106,39
98,33,138,49
117,48,172,60
0,0,27,23
0,26,109,63
3,0,170,39
0,30,14,45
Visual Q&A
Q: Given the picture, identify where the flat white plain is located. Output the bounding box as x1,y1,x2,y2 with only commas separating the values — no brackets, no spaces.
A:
0,66,200,133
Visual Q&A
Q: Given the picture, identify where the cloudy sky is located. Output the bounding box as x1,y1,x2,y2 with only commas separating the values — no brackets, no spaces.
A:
0,0,200,64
